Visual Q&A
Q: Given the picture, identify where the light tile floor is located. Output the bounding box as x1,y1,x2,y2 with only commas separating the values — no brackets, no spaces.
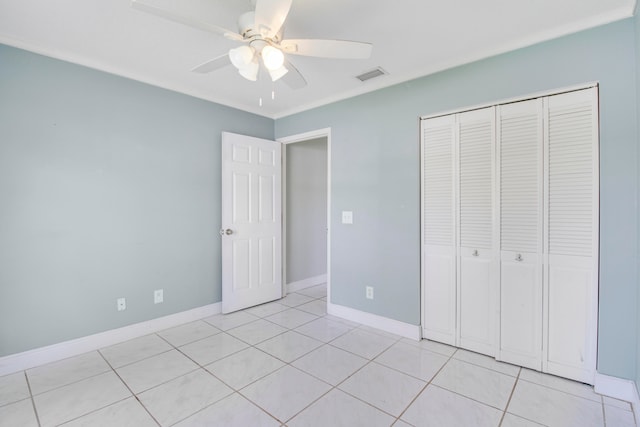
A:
0,284,637,427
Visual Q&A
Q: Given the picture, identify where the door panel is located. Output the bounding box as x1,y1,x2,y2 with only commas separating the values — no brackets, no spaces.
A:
222,132,282,313
498,251,541,369
423,246,456,345
459,248,494,356
545,255,595,382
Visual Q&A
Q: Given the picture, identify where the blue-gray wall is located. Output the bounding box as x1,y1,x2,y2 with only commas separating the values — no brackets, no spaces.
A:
276,19,639,381
0,44,273,357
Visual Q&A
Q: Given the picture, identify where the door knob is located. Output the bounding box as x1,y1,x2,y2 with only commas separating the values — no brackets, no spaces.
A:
515,254,523,261
219,228,233,236
472,250,479,257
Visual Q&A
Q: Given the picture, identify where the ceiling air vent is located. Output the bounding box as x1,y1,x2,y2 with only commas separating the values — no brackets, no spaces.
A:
356,67,387,82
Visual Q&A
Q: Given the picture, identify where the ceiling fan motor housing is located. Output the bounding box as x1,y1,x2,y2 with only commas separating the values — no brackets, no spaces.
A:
238,11,283,43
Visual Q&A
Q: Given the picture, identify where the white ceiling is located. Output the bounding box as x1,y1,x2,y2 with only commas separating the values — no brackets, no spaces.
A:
0,0,635,118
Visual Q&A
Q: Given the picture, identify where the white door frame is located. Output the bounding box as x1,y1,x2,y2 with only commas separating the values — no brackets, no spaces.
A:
277,128,331,300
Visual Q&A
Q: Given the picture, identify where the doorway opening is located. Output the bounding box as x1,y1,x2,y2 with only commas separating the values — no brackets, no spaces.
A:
278,129,331,302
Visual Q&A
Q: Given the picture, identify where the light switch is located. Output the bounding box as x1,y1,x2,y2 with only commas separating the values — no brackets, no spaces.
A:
342,211,353,224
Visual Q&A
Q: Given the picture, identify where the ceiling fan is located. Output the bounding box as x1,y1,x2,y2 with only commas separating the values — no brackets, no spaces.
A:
131,0,373,89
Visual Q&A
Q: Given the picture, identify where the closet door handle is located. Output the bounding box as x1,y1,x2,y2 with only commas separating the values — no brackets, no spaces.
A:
515,254,523,262
472,250,479,257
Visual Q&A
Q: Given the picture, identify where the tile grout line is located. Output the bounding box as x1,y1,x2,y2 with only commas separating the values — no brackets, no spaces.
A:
516,376,604,404
238,300,339,425
392,346,460,425
275,312,441,423
215,294,399,424
22,349,165,426
23,370,42,427
222,295,332,425
158,329,284,426
100,346,175,371
109,354,202,395
96,346,162,427
280,346,396,424
311,336,417,422
451,350,522,376
497,367,522,427
167,299,328,425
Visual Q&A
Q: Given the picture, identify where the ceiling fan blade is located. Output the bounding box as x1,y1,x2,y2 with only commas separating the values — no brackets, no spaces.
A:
254,0,292,38
131,0,244,41
191,54,231,74
280,59,307,90
280,39,373,59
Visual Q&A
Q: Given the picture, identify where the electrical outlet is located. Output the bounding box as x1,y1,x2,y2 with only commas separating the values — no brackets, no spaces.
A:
154,289,163,304
117,298,126,311
366,286,374,300
342,211,353,224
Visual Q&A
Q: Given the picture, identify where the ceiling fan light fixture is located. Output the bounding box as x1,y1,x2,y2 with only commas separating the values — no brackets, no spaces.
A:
229,45,255,69
238,60,259,81
268,65,289,82
261,45,285,71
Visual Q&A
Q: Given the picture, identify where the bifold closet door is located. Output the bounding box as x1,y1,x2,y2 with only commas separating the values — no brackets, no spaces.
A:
543,88,599,383
421,87,599,384
421,114,456,345
457,107,497,356
497,99,543,370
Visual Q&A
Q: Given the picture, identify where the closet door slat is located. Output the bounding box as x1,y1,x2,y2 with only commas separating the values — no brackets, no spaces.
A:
547,100,594,257
423,125,455,246
459,115,494,250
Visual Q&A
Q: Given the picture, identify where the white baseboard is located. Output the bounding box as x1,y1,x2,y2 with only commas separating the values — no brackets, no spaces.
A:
327,302,421,340
594,372,640,409
287,274,327,293
0,303,221,376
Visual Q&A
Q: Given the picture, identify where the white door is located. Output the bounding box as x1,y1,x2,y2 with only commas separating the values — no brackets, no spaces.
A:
221,132,282,313
457,107,497,356
421,115,457,345
497,99,543,370
543,88,599,383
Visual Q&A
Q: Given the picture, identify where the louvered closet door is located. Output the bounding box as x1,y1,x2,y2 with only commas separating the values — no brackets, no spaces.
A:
543,88,599,383
421,115,456,345
457,107,497,356
497,99,543,370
